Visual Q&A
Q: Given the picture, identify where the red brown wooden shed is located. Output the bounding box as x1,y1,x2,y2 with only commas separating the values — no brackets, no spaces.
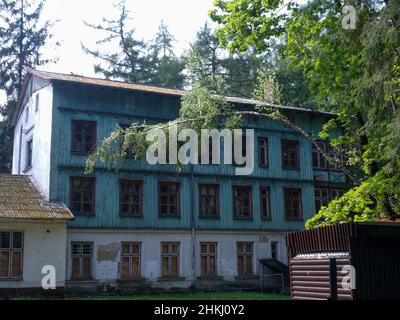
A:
285,222,400,300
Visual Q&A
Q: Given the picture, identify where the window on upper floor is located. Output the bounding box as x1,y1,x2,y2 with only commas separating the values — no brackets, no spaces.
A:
248,114,259,126
258,137,269,167
71,242,93,281
281,140,300,170
314,187,345,213
35,93,40,112
260,186,271,220
200,242,217,277
233,186,252,219
161,242,180,277
119,180,142,217
120,242,141,279
70,177,96,215
25,139,33,171
71,120,97,155
159,181,180,217
284,188,302,220
312,140,345,171
237,242,253,276
118,124,135,158
199,184,219,218
0,231,23,279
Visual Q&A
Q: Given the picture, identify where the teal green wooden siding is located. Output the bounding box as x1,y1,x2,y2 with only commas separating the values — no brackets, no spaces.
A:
49,81,344,231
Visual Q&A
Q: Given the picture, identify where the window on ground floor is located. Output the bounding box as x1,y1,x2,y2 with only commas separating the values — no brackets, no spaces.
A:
120,242,141,279
161,242,180,277
271,241,278,260
71,242,93,281
200,242,217,277
0,231,23,279
237,242,253,276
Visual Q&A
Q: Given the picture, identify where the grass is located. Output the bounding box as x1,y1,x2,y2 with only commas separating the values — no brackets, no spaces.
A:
8,291,289,300
65,291,290,300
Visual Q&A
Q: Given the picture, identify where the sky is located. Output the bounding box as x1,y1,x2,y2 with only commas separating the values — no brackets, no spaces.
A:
41,0,216,76
0,0,216,108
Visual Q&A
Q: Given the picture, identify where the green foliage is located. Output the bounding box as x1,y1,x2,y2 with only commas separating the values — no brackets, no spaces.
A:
0,0,53,173
211,0,400,225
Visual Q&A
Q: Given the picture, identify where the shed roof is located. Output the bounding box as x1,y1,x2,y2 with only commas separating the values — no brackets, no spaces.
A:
0,175,74,221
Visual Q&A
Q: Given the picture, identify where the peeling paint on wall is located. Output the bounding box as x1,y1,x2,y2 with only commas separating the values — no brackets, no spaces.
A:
97,243,120,262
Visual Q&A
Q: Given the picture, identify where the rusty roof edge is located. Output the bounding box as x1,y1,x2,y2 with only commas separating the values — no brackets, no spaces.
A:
27,69,337,116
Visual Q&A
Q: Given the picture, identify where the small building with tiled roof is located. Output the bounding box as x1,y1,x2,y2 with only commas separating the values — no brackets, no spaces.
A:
0,174,73,292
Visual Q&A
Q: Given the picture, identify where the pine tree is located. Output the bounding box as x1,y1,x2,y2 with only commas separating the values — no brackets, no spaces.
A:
82,0,155,84
0,0,52,173
148,21,184,89
185,23,270,97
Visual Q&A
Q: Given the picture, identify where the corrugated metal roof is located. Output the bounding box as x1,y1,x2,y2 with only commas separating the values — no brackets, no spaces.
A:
28,69,336,116
0,174,74,221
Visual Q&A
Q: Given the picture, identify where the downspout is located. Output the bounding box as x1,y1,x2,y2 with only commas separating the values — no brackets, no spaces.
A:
190,164,196,287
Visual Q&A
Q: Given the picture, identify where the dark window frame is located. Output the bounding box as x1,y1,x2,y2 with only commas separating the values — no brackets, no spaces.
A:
0,231,23,279
161,242,180,278
312,140,345,172
158,181,180,218
119,179,143,217
70,176,96,215
198,184,220,219
200,242,217,277
232,185,253,220
281,139,300,170
247,114,259,126
259,186,271,220
284,188,303,220
258,137,269,168
71,120,97,155
71,242,93,281
25,138,33,171
271,241,278,260
314,186,345,213
120,242,141,279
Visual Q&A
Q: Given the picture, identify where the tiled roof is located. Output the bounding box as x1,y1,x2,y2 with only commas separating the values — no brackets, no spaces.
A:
0,175,74,221
28,69,336,116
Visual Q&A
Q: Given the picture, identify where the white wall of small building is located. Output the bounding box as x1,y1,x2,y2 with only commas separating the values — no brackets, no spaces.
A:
66,229,287,285
12,84,54,199
0,221,68,289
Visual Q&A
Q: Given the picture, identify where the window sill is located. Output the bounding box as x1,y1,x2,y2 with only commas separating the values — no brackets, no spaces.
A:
236,274,259,280
157,276,186,282
73,212,96,217
261,217,272,221
284,217,303,221
197,276,223,281
117,277,147,284
282,167,301,171
71,151,94,156
199,215,220,220
119,214,143,218
67,279,97,283
233,216,253,220
0,277,23,281
158,215,181,219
